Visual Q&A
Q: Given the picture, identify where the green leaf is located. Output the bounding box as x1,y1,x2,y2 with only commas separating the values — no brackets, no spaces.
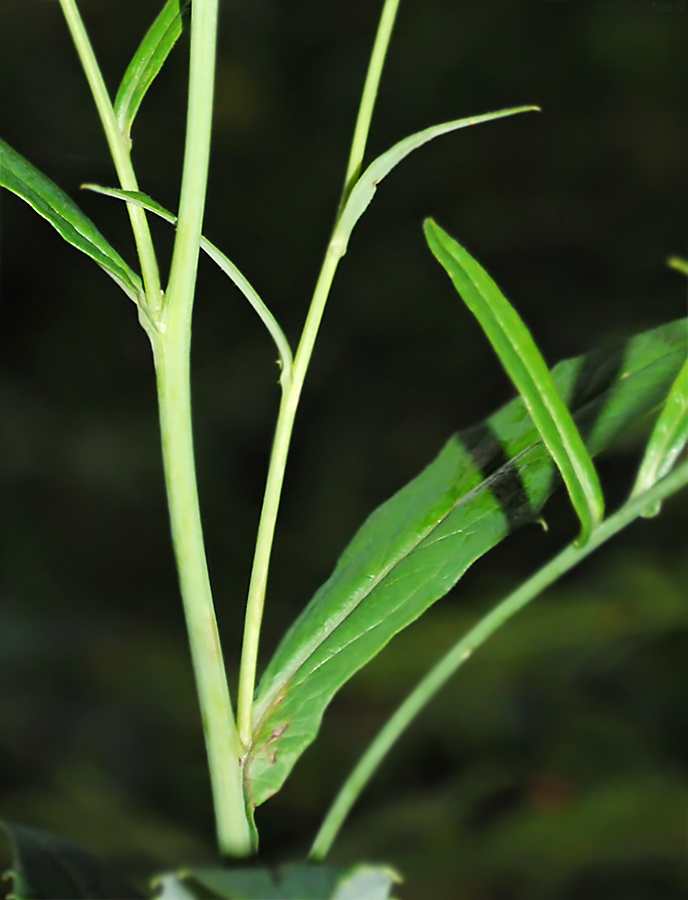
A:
157,863,400,899
246,318,687,808
631,356,688,516
424,218,604,544
81,184,293,382
331,106,538,258
114,0,190,144
0,139,143,304
1,822,143,900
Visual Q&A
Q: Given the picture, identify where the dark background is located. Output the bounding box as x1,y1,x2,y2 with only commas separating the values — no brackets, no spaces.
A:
1,1,687,897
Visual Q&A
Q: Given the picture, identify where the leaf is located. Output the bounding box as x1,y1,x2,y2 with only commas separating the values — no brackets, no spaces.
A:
114,0,190,144
424,218,604,544
246,318,687,808
81,184,293,381
330,106,538,258
667,255,688,276
631,356,688,516
1,822,143,900
0,139,143,304
157,863,400,900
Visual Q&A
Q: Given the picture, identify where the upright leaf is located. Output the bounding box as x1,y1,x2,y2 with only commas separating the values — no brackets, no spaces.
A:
631,356,688,515
0,139,143,304
424,218,604,544
330,107,538,258
114,0,190,143
246,318,687,808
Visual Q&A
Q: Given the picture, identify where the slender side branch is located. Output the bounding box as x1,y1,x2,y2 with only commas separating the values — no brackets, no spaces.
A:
309,460,688,861
57,0,162,310
236,0,402,749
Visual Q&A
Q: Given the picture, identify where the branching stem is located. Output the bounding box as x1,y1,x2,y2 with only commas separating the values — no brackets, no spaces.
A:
309,459,688,860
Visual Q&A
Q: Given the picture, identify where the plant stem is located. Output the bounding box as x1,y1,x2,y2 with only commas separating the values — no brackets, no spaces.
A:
309,459,688,861
341,0,401,204
158,0,252,856
236,0,402,749
237,243,341,744
57,0,162,312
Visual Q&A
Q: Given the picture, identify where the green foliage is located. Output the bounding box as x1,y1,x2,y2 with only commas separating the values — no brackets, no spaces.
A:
0,139,143,304
247,318,686,809
157,863,400,900
424,219,604,545
114,0,190,145
1,822,142,900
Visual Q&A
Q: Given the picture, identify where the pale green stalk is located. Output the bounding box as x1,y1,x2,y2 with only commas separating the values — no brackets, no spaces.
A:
341,0,401,202
236,0,403,746
57,0,162,312
309,459,688,861
155,0,253,856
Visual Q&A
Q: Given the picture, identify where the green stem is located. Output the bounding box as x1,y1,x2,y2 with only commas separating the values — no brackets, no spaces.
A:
237,244,341,744
309,459,688,861
236,0,403,749
341,0,401,205
158,0,252,856
57,0,162,312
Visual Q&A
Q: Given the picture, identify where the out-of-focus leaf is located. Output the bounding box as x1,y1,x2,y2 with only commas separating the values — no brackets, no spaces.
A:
330,106,538,257
246,318,687,808
157,863,400,899
114,0,190,143
1,822,143,900
631,356,688,515
424,218,604,544
0,139,143,303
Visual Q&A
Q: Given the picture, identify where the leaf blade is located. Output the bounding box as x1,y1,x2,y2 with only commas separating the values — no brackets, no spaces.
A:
631,355,688,513
114,0,190,143
246,318,687,807
0,139,143,303
331,106,539,257
424,218,605,544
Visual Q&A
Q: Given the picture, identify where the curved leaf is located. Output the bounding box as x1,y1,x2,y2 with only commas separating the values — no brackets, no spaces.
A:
330,106,538,258
246,318,687,808
81,184,293,382
424,218,604,544
0,139,143,303
114,0,190,143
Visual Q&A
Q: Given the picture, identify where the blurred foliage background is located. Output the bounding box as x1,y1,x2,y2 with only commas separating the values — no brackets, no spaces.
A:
0,0,687,897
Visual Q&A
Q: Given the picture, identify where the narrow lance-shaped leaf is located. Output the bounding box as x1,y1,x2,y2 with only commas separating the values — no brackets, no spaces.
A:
330,106,539,258
114,0,190,144
424,218,604,545
631,353,688,517
82,184,293,383
246,318,687,808
0,139,144,304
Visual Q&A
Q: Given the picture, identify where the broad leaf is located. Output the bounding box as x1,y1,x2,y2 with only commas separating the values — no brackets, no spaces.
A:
424,218,604,544
81,184,293,380
1,822,143,900
158,863,400,900
0,139,143,304
330,106,538,258
246,318,687,808
631,356,688,515
114,0,190,143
